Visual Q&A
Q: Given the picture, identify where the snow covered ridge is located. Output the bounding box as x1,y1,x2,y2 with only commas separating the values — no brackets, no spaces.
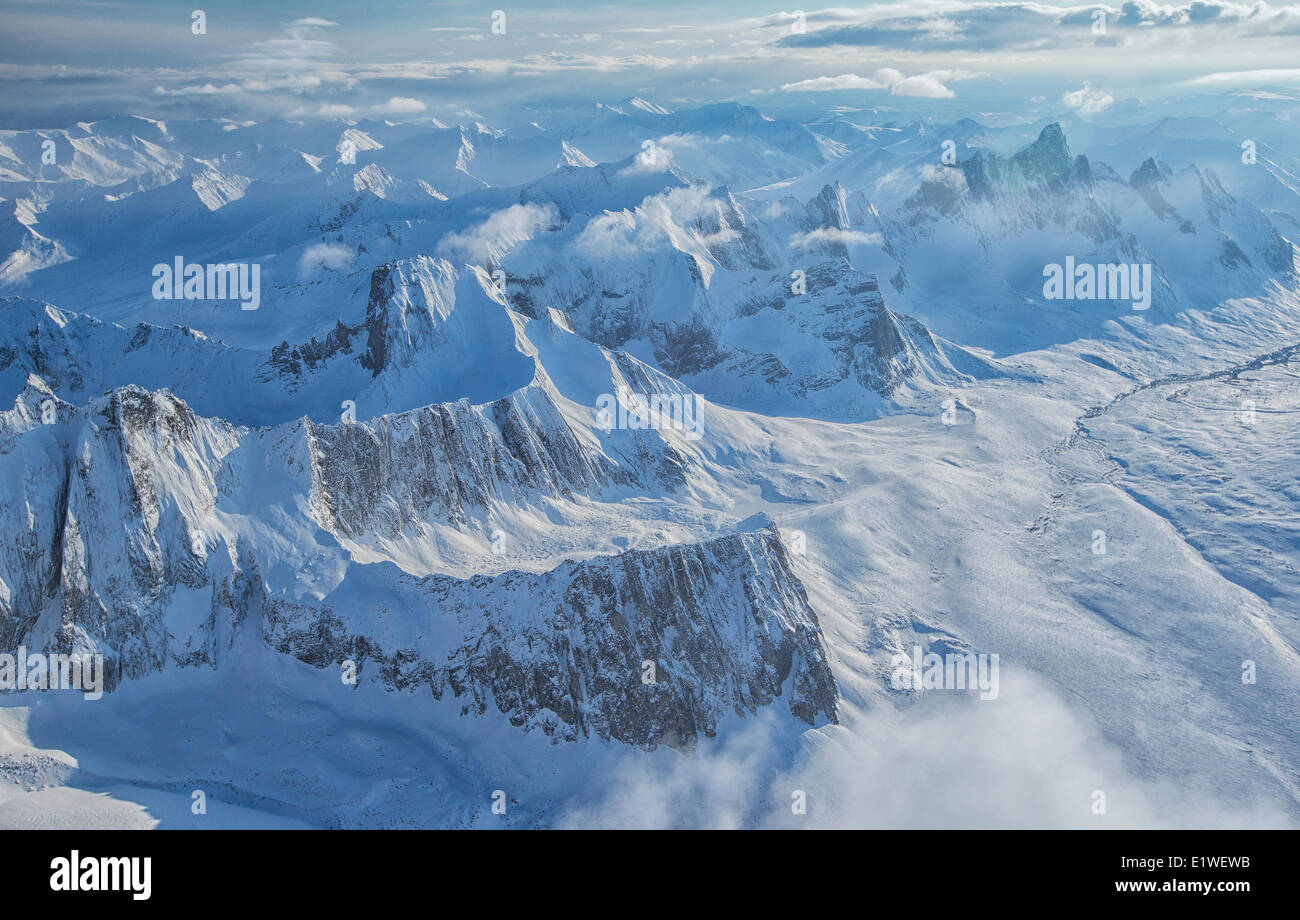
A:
0,371,835,748
268,520,838,749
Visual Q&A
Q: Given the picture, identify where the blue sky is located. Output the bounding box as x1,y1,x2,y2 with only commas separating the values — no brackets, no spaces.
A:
3,1,1300,125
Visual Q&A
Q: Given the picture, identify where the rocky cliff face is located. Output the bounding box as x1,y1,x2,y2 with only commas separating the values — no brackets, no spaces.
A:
725,261,1001,408
0,377,833,747
961,122,1081,202
303,380,688,538
0,384,242,687
266,521,837,750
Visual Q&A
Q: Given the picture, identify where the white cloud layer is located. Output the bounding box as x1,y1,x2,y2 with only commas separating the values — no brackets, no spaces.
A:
781,68,973,97
436,203,556,263
558,670,1296,829
297,242,354,278
4,0,1300,123
789,228,883,249
371,96,427,115
1063,81,1116,114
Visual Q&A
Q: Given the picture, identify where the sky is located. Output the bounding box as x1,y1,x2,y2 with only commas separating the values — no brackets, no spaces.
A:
3,1,1300,126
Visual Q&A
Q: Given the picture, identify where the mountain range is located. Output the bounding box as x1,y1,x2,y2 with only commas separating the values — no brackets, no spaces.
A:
1,96,1298,828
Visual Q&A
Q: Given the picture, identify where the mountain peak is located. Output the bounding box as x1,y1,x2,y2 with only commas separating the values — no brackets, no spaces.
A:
1130,156,1172,188
623,96,672,116
960,121,1076,201
1012,122,1072,182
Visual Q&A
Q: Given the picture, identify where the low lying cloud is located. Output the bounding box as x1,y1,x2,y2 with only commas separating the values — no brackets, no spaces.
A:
616,143,677,177
297,242,354,278
781,70,901,92
572,185,735,262
436,203,556,263
781,68,971,98
892,73,956,98
558,670,1296,829
573,210,641,260
789,227,882,250
313,103,355,119
371,96,427,115
1063,81,1116,114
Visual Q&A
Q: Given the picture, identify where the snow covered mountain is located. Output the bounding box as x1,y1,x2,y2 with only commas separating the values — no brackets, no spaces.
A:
2,96,1299,829
752,119,1298,353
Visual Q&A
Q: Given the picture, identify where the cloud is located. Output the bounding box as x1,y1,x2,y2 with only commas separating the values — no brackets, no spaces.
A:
776,2,1300,53
9,0,1300,126
297,242,354,279
153,83,244,96
557,671,1296,829
140,16,360,117
652,132,733,148
436,203,556,263
616,143,676,176
789,228,883,250
1063,81,1115,114
892,73,956,97
313,103,356,118
572,209,641,260
571,184,735,263
781,67,967,97
778,6,1056,51
1188,67,1300,85
780,70,900,92
371,96,427,115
